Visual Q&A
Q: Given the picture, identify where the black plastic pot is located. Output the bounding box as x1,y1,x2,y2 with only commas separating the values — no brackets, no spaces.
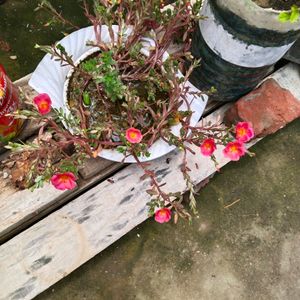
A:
189,0,300,102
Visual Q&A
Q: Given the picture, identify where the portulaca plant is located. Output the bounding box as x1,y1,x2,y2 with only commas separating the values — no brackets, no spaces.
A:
2,0,255,223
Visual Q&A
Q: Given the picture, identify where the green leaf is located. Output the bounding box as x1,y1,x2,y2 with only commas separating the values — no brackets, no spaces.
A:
101,50,115,66
56,43,66,52
5,141,39,152
290,5,300,23
82,58,98,73
278,12,290,22
82,91,91,106
59,163,78,175
116,146,127,154
279,5,300,23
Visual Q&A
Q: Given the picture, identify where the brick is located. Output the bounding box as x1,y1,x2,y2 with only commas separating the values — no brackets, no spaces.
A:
225,79,300,137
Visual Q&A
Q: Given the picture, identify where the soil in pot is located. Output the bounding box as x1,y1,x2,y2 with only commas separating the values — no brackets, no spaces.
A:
67,52,177,148
253,0,300,10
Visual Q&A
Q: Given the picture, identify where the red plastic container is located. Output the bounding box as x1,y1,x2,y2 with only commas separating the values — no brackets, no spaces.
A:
0,64,23,143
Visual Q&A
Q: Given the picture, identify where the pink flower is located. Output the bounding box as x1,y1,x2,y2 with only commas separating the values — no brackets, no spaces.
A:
235,122,254,143
154,208,172,223
33,93,52,115
223,141,246,161
200,138,216,156
125,127,143,144
50,172,77,190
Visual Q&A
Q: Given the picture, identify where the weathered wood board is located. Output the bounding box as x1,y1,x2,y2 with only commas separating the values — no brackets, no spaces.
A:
0,75,219,243
0,76,126,243
0,63,298,300
284,38,300,65
0,160,124,244
0,103,261,300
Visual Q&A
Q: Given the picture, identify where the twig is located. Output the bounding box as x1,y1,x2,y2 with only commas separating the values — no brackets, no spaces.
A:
224,199,241,209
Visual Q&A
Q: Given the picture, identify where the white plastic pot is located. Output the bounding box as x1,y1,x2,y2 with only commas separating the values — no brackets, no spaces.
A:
29,26,208,163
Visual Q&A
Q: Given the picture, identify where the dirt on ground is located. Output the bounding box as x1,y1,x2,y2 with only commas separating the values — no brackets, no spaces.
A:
0,39,10,52
253,0,300,10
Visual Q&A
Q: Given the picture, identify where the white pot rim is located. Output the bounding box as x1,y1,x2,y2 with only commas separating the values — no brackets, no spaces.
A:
215,0,300,32
63,42,206,163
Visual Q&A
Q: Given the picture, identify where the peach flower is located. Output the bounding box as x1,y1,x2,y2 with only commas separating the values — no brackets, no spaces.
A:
200,138,216,156
223,141,246,161
50,172,77,190
33,93,52,115
235,122,254,143
155,208,172,223
125,127,143,144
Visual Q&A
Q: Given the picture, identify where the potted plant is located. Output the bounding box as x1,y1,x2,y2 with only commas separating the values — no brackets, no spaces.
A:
2,0,255,223
190,0,300,101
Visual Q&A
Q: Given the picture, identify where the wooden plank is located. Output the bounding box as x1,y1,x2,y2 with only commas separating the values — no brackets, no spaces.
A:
0,97,218,243
1,63,298,299
0,159,123,244
284,39,300,65
0,77,219,243
0,74,126,242
78,157,120,179
0,103,261,300
269,63,300,100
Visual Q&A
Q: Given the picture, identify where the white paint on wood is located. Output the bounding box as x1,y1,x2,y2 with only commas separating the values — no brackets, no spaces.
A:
268,63,300,100
199,1,294,68
0,182,72,239
14,74,32,87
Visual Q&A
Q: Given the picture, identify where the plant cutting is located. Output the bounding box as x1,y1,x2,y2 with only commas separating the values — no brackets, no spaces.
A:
1,0,255,223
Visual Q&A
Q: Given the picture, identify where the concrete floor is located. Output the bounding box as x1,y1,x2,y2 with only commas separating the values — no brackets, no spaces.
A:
0,0,91,80
35,118,300,300
1,1,300,299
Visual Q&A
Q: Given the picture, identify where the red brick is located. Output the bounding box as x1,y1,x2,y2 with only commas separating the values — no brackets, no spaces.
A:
225,79,300,137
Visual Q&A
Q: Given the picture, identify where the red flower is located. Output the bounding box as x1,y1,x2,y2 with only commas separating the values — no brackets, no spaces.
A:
223,141,246,161
125,127,143,144
200,138,216,156
33,93,52,115
50,172,77,190
235,122,254,143
154,208,172,223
